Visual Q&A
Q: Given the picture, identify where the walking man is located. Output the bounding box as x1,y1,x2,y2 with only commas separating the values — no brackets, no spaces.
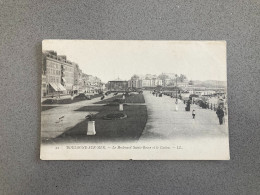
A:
192,110,196,119
216,106,224,125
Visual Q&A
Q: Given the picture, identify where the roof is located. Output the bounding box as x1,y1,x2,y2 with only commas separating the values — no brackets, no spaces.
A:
109,77,127,82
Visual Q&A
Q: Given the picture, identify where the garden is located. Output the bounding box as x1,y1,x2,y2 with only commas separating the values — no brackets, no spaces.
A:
55,104,147,141
95,93,145,104
47,93,148,142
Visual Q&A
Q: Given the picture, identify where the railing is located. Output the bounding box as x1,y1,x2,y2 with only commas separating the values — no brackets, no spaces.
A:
192,101,227,112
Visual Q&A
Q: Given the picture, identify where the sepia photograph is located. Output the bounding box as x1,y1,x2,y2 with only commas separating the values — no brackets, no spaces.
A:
40,40,229,160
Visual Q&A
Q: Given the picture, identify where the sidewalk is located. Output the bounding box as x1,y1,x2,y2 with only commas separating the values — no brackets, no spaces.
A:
138,91,229,159
41,94,114,139
139,91,229,140
41,94,71,102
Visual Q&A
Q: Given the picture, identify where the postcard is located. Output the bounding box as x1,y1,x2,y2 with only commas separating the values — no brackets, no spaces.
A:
40,40,229,160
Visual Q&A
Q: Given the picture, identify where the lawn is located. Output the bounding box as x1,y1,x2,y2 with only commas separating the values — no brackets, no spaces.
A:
125,94,145,103
42,94,103,105
55,104,147,141
41,106,57,111
94,93,145,104
94,95,123,104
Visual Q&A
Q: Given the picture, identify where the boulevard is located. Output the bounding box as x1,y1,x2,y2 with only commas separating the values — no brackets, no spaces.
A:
41,91,228,142
140,91,228,140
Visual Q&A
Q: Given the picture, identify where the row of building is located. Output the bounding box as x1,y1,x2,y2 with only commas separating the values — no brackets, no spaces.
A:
128,74,191,88
42,51,103,97
107,74,191,91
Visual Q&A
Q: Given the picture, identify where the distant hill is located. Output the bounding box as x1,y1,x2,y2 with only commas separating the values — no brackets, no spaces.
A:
192,80,227,88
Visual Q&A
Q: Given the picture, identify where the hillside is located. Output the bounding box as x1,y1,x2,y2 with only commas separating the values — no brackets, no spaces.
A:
193,80,227,88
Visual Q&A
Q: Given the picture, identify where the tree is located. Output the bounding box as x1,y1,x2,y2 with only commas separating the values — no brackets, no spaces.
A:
158,73,169,80
145,74,153,80
131,74,139,80
177,74,187,82
166,80,175,86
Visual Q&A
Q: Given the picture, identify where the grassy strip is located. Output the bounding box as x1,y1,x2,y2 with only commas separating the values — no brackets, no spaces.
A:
42,94,103,105
56,104,147,141
94,95,123,104
41,106,57,111
94,94,145,104
125,94,145,103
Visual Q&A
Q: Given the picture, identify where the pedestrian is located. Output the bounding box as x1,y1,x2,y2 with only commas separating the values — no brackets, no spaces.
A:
175,100,178,111
192,110,196,119
216,106,224,125
223,107,228,124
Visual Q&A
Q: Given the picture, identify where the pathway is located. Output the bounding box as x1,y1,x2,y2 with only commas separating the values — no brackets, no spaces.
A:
41,94,114,139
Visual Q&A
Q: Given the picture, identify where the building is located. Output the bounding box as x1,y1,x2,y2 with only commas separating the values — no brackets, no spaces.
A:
108,78,128,91
76,68,84,93
128,74,143,89
128,79,142,88
81,74,102,93
156,79,163,86
41,71,47,97
42,51,66,96
128,74,166,88
82,74,93,92
73,63,82,93
142,79,152,87
42,50,103,97
59,56,75,94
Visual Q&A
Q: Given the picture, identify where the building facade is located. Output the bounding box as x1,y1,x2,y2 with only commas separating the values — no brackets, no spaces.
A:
73,63,82,93
59,56,75,94
128,74,164,89
42,50,103,97
142,79,152,87
41,73,47,97
128,79,142,88
108,78,128,91
43,51,65,96
80,74,102,93
127,73,189,89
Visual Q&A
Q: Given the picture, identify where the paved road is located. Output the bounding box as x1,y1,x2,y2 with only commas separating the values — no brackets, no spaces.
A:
138,91,230,159
140,91,229,140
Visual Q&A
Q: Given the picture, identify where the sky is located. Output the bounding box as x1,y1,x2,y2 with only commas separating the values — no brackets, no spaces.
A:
42,40,227,83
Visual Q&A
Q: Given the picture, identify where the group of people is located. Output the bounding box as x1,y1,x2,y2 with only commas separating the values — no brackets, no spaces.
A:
191,106,226,125
152,90,163,97
151,91,227,125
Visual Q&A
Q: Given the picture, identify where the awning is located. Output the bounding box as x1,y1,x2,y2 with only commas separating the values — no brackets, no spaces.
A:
57,83,66,91
49,83,59,91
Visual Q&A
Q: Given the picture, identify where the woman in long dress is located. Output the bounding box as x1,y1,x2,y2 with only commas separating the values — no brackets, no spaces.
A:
175,99,178,111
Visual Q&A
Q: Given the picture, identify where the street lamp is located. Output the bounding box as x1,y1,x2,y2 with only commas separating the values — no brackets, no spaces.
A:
175,74,178,103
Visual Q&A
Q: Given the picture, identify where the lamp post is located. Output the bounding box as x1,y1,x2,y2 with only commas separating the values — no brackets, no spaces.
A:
175,74,178,103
